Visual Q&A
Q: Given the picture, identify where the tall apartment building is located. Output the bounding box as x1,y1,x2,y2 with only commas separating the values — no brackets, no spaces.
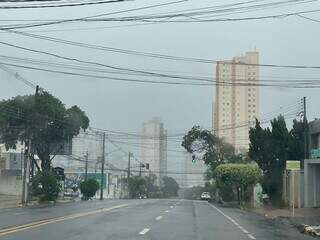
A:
213,51,259,152
141,117,167,185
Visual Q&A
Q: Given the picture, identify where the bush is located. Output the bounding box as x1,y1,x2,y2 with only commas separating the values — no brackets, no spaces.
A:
80,179,100,200
32,171,61,202
214,164,262,204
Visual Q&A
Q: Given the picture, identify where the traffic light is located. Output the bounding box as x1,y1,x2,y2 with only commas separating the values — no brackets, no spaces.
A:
146,163,149,170
192,155,196,164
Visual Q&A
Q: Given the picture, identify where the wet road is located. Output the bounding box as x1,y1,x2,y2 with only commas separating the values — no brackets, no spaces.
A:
0,199,312,240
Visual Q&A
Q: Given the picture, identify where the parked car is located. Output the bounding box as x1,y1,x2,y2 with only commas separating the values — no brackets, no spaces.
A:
200,192,211,201
138,194,147,199
64,189,79,198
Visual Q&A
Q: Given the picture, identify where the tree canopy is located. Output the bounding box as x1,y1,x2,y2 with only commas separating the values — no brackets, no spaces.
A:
182,125,248,176
0,90,89,171
214,164,262,204
249,116,305,203
161,176,179,197
128,176,147,198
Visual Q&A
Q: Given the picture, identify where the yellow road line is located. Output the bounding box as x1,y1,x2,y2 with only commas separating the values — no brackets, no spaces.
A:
0,204,128,237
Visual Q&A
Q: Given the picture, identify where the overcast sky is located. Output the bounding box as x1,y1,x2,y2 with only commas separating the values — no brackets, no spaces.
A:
1,0,320,174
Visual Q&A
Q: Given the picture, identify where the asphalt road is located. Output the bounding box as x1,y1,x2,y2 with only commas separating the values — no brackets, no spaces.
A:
0,199,313,240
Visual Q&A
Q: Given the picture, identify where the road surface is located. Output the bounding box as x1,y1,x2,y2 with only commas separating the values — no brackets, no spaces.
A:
0,199,312,239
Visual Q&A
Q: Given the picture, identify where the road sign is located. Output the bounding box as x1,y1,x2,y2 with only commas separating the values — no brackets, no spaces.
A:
286,161,300,170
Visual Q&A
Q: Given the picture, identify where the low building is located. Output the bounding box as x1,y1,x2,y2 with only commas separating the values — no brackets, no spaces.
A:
304,119,320,207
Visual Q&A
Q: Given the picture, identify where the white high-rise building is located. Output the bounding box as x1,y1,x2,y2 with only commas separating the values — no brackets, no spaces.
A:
213,51,259,152
141,117,167,185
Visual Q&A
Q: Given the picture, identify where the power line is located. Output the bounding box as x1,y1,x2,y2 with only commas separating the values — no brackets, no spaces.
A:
0,0,131,9
5,29,320,69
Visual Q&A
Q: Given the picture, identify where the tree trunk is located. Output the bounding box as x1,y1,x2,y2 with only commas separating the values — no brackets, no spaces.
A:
39,152,51,171
237,187,240,205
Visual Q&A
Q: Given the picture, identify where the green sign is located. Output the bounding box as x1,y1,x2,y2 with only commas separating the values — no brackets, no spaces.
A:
286,161,300,170
311,149,320,159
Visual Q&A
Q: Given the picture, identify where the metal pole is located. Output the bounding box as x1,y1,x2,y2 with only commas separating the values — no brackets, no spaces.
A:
127,152,131,198
100,132,105,200
292,170,295,217
303,97,308,160
127,152,131,181
84,151,88,181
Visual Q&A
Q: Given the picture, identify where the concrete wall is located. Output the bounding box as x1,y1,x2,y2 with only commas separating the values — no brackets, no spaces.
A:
304,159,320,207
0,175,22,196
283,170,304,208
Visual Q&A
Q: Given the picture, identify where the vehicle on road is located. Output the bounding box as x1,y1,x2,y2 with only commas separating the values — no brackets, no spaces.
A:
64,189,79,198
200,192,211,201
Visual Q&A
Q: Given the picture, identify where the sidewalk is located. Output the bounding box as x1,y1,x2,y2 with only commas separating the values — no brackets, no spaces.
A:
253,207,320,237
0,195,21,209
253,207,320,218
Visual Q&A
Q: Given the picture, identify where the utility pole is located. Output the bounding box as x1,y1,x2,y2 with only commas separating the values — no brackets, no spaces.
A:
30,85,39,179
22,140,31,205
84,151,88,181
127,152,131,181
127,152,131,198
100,132,106,200
139,163,145,177
303,97,308,160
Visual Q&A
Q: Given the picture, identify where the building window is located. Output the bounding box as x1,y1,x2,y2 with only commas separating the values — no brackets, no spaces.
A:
248,104,251,107
248,94,251,97
248,72,251,75
253,72,256,75
248,88,251,91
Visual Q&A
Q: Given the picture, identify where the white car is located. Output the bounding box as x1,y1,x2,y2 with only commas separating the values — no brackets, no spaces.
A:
200,192,211,201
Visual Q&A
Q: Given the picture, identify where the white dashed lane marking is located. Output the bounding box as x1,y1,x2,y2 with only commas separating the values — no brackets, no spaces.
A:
248,234,256,239
170,206,173,208
208,203,257,240
155,216,163,220
165,210,169,213
139,228,150,235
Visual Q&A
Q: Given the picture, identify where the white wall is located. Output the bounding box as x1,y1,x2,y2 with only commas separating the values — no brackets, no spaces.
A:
0,175,22,196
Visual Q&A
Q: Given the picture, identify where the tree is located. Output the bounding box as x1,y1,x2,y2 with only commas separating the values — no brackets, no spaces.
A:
182,125,247,177
80,179,100,200
128,176,147,199
32,171,61,202
249,116,290,204
288,119,305,160
161,176,179,197
214,164,262,204
0,91,89,171
146,174,159,192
